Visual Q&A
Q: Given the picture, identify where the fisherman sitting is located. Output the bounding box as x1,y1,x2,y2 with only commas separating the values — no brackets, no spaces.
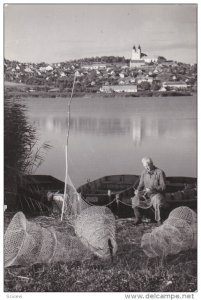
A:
132,157,167,225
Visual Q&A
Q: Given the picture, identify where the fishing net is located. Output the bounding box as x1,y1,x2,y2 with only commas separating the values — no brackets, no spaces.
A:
47,174,91,220
167,206,197,224
4,211,93,267
4,206,117,267
74,206,117,259
141,206,197,258
164,218,194,250
141,225,182,258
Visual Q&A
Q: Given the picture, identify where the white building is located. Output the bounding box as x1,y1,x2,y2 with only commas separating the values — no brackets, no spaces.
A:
100,84,137,93
45,65,54,71
81,63,107,70
24,67,33,73
144,55,159,64
162,81,189,89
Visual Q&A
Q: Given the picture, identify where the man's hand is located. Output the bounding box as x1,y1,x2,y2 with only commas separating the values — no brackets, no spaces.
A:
145,188,151,192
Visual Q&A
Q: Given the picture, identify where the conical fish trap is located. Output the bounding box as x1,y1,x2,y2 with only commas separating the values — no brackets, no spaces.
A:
164,218,194,250
151,224,183,256
4,212,58,267
4,212,28,267
141,225,183,258
4,211,93,267
74,206,117,259
158,223,184,255
141,206,197,258
168,206,197,224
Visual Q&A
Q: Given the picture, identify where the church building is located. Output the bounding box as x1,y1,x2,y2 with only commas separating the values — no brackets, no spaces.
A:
130,45,159,68
130,45,145,68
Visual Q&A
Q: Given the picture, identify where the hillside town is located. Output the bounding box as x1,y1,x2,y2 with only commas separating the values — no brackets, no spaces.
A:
4,45,197,97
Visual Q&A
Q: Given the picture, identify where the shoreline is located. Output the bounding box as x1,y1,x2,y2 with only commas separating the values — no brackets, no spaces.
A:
4,89,194,99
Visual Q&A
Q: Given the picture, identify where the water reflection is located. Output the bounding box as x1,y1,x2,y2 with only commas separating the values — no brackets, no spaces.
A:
31,114,196,145
33,116,131,135
21,96,196,187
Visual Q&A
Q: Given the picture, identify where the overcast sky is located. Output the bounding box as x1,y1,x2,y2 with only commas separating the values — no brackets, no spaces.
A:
4,4,197,64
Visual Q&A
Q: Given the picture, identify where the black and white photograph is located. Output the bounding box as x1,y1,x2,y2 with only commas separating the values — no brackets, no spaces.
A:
3,1,198,297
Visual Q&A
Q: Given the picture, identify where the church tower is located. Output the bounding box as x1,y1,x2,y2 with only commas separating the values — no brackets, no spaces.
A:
137,45,141,59
131,44,141,60
130,44,145,68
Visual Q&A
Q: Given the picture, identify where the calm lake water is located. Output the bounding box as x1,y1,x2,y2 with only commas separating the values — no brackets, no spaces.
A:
18,95,197,188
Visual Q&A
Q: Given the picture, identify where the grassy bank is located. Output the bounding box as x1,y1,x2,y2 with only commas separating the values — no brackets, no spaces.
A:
4,215,197,292
4,90,193,99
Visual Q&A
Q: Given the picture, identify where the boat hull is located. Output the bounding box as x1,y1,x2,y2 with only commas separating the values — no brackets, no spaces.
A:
11,174,197,218
77,174,197,219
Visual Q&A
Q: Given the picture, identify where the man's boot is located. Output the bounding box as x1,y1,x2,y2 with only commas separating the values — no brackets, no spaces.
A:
133,207,142,225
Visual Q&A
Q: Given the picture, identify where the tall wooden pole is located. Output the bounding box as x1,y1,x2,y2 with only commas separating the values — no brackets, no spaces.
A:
61,72,77,221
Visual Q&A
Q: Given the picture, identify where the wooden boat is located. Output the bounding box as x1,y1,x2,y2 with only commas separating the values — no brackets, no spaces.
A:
77,174,197,218
14,174,197,218
14,175,65,215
